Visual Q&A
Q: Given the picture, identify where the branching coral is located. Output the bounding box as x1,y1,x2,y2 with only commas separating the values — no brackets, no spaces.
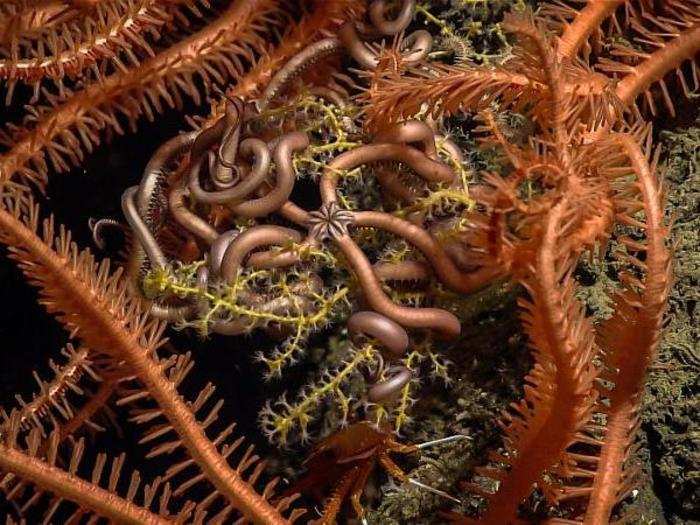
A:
0,0,689,523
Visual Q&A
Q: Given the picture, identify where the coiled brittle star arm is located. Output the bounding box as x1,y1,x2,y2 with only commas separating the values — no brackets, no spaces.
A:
374,120,439,159
260,37,343,109
369,0,415,35
122,186,167,269
337,22,432,70
137,131,198,229
336,0,429,69
168,186,219,245
189,138,271,205
320,143,454,204
125,131,203,321
348,311,410,357
220,225,303,283
334,234,460,338
354,211,501,294
124,185,197,321
229,131,309,218
373,260,431,282
372,120,455,206
347,311,412,402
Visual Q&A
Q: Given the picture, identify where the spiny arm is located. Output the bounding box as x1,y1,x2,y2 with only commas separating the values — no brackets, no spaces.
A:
0,437,170,524
0,0,285,187
583,131,671,525
0,194,288,524
555,0,626,59
0,0,191,88
473,199,598,524
614,22,700,115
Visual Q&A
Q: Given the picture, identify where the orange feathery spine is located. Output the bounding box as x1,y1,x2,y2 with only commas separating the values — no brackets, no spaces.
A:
501,13,572,165
0,1,80,44
466,199,598,524
0,0,188,85
614,22,700,113
582,132,671,525
52,374,120,442
362,64,529,131
360,31,611,130
0,344,97,435
554,0,626,59
0,0,285,187
0,443,170,524
0,196,288,524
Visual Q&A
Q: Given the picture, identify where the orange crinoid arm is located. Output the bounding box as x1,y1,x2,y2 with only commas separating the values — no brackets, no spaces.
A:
458,198,598,525
554,0,626,60
555,0,700,117
0,0,196,87
614,18,700,114
582,130,671,525
0,439,170,524
0,0,285,187
0,193,289,524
